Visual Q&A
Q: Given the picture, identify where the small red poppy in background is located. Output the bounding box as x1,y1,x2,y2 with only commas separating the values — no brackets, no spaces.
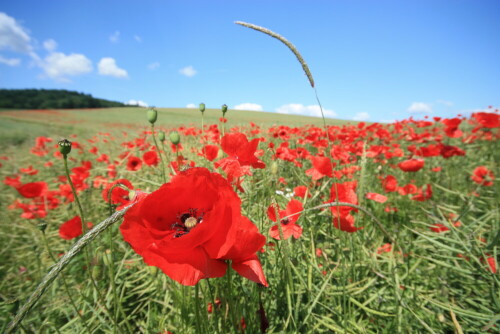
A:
19,166,38,175
366,192,388,203
471,166,494,186
377,243,392,254
16,181,48,198
329,181,363,233
102,179,135,210
382,175,398,192
120,167,267,286
202,145,219,162
143,150,159,166
126,156,142,171
305,156,334,181
219,132,265,169
398,159,424,172
267,199,303,240
411,184,433,202
293,185,311,198
59,216,93,240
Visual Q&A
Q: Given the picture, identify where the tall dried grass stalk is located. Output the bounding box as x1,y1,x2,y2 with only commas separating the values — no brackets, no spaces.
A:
235,21,315,88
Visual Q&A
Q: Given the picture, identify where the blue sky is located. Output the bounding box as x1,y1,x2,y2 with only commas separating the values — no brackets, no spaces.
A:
1,0,499,122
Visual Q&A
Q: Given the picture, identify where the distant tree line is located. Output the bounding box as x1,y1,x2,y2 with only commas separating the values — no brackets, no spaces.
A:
0,89,129,109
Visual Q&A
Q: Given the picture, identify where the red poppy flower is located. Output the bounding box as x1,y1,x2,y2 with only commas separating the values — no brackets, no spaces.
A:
16,182,48,198
102,179,135,210
471,166,494,186
305,156,334,180
472,112,500,129
411,184,433,202
4,175,21,188
429,221,461,233
19,166,38,175
143,151,159,166
267,199,303,240
329,182,362,233
219,132,265,169
127,156,142,171
382,175,398,192
120,167,267,286
293,185,311,198
398,159,424,172
377,243,392,254
59,216,93,240
366,192,388,203
398,184,418,196
202,145,219,161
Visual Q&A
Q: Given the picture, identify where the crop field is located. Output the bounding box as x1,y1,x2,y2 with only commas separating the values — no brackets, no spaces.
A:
0,107,499,333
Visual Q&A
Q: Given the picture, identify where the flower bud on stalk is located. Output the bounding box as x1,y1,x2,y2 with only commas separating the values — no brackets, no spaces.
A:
221,104,228,116
199,103,206,113
271,161,279,175
169,131,180,145
58,139,72,156
147,108,158,124
158,131,166,142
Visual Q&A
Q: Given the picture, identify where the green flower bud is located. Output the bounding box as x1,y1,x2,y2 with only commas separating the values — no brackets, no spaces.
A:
169,131,180,145
147,108,158,124
271,161,278,175
58,139,72,156
199,103,206,113
221,104,228,115
158,131,166,142
37,221,47,232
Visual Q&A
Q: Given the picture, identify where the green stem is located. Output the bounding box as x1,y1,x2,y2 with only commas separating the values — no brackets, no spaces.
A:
151,124,167,183
63,155,87,234
194,284,202,334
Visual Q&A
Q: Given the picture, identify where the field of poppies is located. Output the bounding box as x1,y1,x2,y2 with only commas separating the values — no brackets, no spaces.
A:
0,106,499,333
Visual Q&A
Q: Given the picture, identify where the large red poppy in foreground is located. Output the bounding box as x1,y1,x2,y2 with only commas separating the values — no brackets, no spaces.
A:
120,167,267,286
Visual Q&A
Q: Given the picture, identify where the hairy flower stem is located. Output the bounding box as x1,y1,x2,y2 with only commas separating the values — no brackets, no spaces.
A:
194,284,202,334
5,205,134,334
63,156,87,235
41,231,92,334
151,124,167,183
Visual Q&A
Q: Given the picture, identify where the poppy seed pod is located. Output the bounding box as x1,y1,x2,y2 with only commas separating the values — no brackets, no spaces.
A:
221,104,228,115
199,103,206,113
147,108,158,124
58,139,72,156
158,131,166,142
169,131,180,145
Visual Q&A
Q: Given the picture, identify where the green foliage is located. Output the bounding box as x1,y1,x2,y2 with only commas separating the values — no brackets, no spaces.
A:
0,89,128,109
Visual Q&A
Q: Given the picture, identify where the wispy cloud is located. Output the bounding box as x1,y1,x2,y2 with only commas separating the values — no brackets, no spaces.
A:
275,103,336,118
134,34,142,43
109,30,120,43
148,61,160,70
407,102,432,114
352,112,370,121
179,65,197,77
0,55,20,66
126,99,148,107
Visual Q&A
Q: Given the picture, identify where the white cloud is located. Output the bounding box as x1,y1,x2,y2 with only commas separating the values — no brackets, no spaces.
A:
134,34,142,43
0,54,20,66
179,65,197,77
148,61,160,70
437,100,453,107
408,102,432,114
186,103,197,108
234,103,263,111
275,103,337,118
0,12,32,53
126,100,148,107
352,112,370,121
109,30,120,43
98,57,128,78
40,52,92,81
43,39,57,52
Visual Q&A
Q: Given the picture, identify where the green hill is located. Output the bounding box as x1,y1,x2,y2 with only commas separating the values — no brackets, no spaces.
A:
0,89,128,109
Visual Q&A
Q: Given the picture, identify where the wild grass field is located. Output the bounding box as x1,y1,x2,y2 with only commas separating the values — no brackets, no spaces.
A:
0,106,498,333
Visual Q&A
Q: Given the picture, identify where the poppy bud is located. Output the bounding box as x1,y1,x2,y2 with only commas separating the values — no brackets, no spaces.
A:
199,103,206,113
221,104,228,115
158,131,166,142
37,221,47,232
169,131,180,145
58,139,72,156
147,108,158,124
271,162,278,175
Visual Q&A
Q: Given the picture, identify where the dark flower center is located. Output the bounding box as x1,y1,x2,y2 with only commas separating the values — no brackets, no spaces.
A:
171,208,204,238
